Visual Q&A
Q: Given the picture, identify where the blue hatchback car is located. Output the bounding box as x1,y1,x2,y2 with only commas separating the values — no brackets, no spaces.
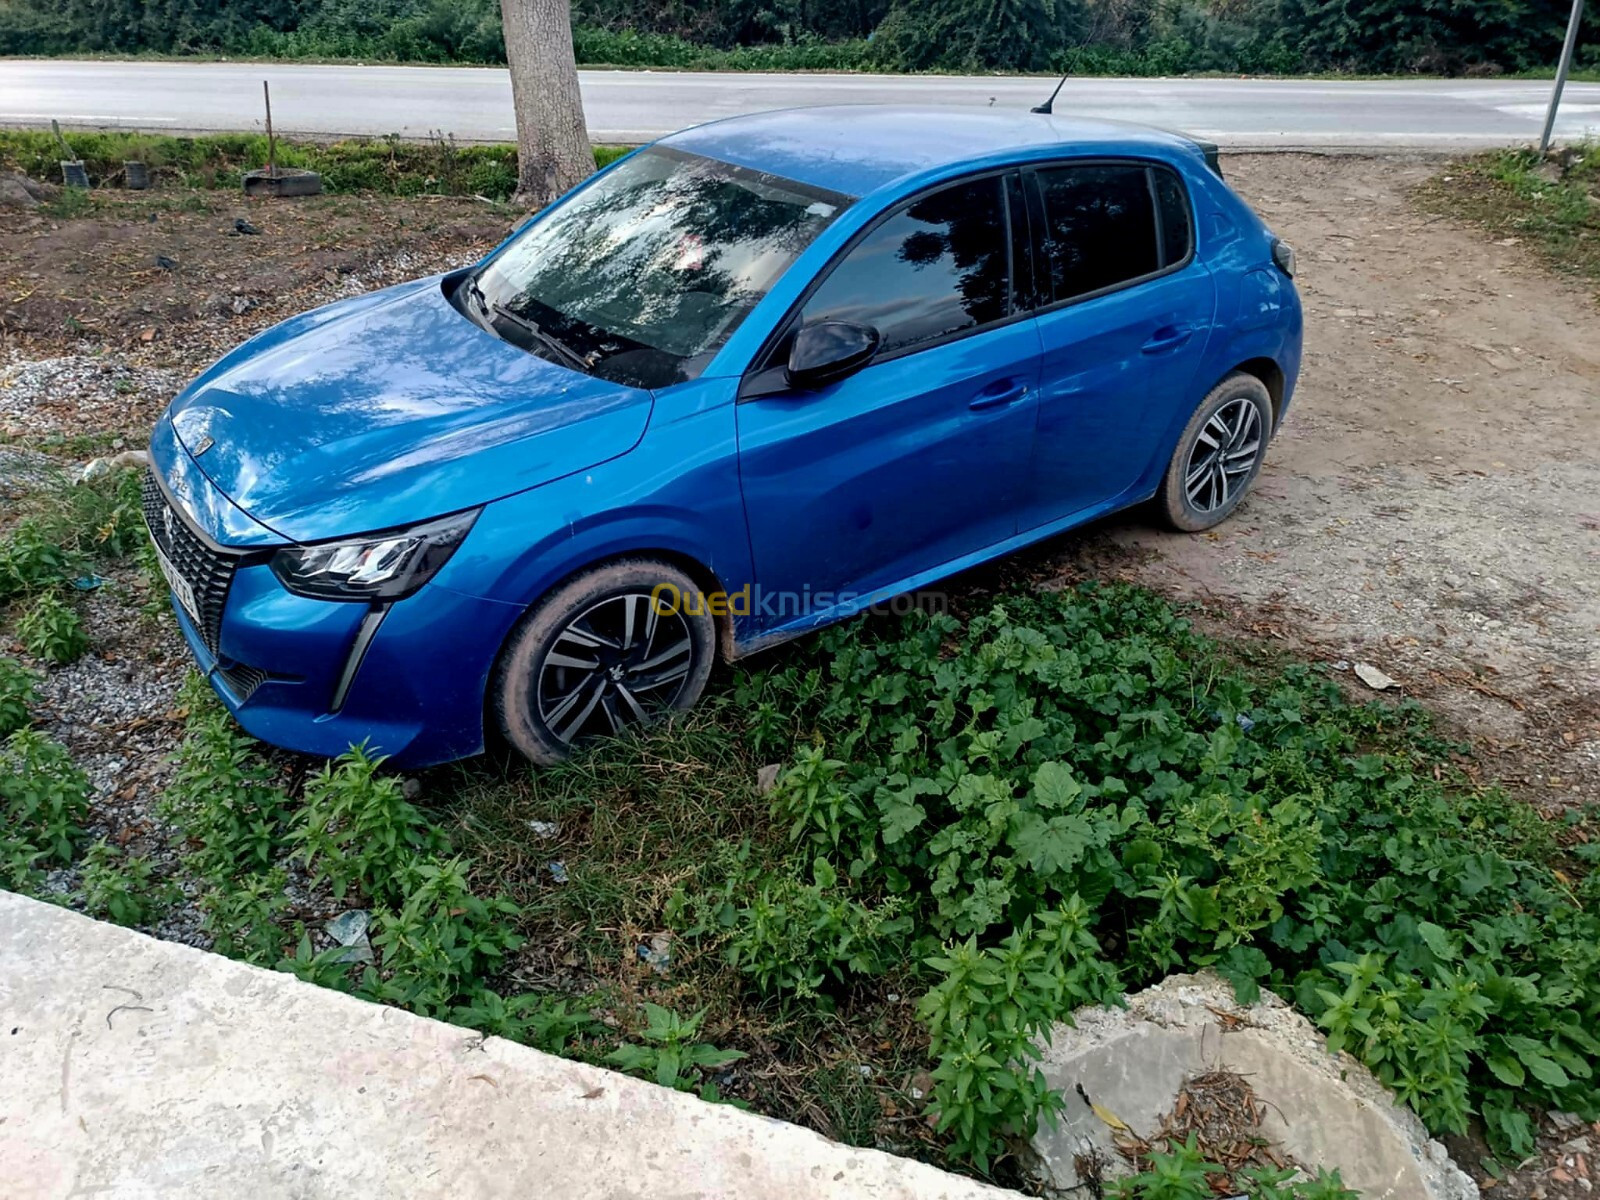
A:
146,106,1301,767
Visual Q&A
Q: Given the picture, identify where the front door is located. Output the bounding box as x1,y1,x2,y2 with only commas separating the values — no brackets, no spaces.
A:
736,174,1041,629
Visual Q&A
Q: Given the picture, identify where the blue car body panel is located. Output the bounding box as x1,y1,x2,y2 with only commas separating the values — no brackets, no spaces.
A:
147,107,1303,767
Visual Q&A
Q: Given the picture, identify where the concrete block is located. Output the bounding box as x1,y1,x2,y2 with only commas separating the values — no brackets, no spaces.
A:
1030,973,1478,1200
0,891,1010,1200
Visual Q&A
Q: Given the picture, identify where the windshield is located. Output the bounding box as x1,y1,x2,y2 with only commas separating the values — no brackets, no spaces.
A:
466,147,851,389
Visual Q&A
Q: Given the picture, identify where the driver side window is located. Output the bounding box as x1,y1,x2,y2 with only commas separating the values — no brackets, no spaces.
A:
798,176,1011,359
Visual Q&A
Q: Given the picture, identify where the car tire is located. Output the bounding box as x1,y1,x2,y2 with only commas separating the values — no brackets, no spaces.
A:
492,558,716,765
1158,372,1274,532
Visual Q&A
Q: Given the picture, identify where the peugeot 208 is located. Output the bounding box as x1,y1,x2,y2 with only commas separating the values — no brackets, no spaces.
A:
146,107,1302,766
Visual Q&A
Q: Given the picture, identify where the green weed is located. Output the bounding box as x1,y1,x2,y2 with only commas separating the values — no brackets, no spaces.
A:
0,729,90,889
17,593,89,664
0,656,39,737
606,1002,747,1100
77,839,171,926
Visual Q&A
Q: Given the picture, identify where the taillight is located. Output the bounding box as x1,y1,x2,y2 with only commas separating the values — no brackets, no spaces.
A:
1271,239,1296,278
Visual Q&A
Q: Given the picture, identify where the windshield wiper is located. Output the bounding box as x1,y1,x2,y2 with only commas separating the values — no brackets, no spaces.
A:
462,275,491,318
488,302,591,373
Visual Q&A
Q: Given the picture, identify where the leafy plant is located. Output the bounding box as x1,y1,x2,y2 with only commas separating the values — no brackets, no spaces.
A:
1109,1143,1360,1200
450,990,598,1052
0,656,39,737
680,583,1600,1166
0,518,74,600
17,592,89,664
292,745,449,902
605,1003,747,1099
362,855,524,1016
161,675,294,878
0,729,90,888
917,897,1122,1170
77,839,169,926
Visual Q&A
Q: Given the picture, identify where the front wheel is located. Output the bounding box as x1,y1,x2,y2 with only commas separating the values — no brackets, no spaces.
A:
1157,373,1273,532
492,559,716,765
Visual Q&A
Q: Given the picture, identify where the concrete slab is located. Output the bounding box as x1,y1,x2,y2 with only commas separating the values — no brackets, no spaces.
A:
0,891,1010,1200
1030,973,1478,1200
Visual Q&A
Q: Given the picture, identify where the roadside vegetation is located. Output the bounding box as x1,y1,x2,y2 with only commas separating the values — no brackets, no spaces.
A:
0,129,631,203
3,462,1597,1183
2,0,1596,77
1416,145,1600,296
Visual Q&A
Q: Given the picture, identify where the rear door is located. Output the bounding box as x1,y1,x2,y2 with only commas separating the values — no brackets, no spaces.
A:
736,173,1042,614
1021,160,1216,529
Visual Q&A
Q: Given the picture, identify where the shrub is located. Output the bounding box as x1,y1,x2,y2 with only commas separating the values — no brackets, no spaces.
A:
78,839,169,926
0,730,91,888
687,584,1600,1163
17,592,89,664
0,518,75,600
0,657,39,737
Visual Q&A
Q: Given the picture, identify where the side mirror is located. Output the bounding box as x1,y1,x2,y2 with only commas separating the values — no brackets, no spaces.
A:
785,321,880,390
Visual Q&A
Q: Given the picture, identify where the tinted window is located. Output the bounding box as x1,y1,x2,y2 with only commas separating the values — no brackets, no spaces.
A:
471,148,847,389
1035,164,1159,302
1154,168,1193,265
799,177,1010,357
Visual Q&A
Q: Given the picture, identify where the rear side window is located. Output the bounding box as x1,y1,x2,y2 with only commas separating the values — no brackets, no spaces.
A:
1154,168,1193,265
799,176,1010,357
1033,163,1191,304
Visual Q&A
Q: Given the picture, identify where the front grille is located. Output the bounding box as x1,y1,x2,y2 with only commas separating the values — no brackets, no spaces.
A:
216,661,271,704
142,468,242,656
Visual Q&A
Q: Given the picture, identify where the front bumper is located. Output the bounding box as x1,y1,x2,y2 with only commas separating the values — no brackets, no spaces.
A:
164,565,520,767
147,426,523,767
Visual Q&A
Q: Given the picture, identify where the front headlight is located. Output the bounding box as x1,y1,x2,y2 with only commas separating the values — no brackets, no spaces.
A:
270,509,479,602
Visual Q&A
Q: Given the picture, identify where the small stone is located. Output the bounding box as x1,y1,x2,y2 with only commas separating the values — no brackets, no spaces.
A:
757,764,781,794
1354,662,1399,691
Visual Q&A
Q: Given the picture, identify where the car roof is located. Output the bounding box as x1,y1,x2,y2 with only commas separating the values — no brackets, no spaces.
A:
657,105,1201,199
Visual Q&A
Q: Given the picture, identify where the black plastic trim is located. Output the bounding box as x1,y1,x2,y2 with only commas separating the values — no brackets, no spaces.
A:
329,605,389,714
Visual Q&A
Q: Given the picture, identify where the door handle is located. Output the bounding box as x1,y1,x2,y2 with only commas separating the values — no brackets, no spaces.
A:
1141,324,1195,354
968,379,1028,411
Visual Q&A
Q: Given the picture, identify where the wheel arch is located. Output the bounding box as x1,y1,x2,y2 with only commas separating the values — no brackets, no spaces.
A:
1233,356,1287,427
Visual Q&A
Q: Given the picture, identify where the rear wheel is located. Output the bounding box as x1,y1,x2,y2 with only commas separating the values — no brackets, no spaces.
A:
492,559,716,765
1158,373,1273,531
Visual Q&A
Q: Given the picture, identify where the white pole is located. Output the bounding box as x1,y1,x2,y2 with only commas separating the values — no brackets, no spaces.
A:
1540,0,1587,153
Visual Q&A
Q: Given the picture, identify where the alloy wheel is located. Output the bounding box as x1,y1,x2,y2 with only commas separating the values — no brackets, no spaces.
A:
1183,396,1263,513
535,592,694,746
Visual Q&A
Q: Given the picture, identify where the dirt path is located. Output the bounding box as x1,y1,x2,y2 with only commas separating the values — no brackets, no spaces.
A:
1039,153,1600,813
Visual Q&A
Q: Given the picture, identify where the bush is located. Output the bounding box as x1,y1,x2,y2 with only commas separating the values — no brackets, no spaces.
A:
78,839,169,926
0,730,91,889
0,657,39,738
17,593,89,665
0,130,628,203
683,584,1600,1165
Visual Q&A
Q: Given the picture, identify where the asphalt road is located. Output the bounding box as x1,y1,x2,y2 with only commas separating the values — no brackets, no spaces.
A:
3,59,1599,148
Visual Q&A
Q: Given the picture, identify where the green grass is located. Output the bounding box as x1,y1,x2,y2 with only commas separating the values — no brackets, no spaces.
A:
0,129,633,202
1416,145,1600,295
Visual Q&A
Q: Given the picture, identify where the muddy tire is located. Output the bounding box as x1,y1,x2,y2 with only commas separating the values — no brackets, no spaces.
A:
492,558,716,765
1158,372,1274,532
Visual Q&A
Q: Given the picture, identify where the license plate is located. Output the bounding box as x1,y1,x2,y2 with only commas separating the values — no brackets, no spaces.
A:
152,541,202,630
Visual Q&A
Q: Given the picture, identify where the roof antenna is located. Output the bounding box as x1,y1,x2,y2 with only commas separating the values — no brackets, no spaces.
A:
1031,73,1069,114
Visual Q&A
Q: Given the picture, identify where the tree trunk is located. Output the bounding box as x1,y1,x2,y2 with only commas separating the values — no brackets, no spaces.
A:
499,0,592,208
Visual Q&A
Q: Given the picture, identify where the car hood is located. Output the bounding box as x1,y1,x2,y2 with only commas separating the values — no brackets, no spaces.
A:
165,274,654,543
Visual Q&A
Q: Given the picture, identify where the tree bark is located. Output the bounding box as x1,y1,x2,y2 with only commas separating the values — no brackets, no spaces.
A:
499,0,593,208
